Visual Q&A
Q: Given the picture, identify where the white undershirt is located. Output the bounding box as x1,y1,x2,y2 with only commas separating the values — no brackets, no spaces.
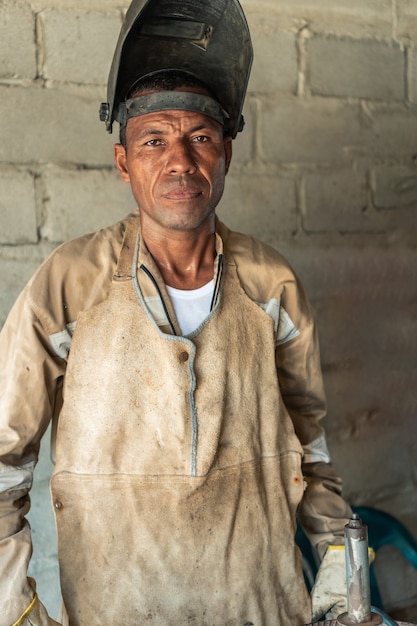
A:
166,280,215,335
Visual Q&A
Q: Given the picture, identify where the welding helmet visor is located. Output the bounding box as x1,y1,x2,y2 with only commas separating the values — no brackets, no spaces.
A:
100,0,253,138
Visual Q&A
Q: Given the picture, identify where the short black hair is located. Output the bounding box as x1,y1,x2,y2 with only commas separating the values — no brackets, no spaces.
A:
119,70,213,149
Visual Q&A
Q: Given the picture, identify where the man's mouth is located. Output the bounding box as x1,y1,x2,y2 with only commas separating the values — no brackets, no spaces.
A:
162,187,203,200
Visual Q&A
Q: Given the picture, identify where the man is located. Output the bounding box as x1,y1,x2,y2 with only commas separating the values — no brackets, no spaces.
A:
0,1,352,624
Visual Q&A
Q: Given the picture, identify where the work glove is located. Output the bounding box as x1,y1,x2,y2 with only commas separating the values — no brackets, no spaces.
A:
310,545,375,621
310,546,347,621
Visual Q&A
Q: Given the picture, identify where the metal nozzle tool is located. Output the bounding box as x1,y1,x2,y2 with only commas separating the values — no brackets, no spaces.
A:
336,513,382,626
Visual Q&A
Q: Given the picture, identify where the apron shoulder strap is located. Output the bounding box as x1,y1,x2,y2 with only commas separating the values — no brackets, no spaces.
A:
114,215,141,280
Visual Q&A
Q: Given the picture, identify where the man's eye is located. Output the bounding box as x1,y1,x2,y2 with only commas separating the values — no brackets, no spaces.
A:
192,135,209,143
145,139,163,146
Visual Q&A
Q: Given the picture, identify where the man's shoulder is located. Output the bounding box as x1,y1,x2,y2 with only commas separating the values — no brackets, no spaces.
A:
32,213,134,281
217,220,314,326
26,213,136,327
217,220,296,280
49,213,133,264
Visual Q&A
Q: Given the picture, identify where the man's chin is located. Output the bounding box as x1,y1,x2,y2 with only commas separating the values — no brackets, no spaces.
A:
156,208,216,233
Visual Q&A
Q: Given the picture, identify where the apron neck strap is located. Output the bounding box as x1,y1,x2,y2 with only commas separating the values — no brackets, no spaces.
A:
114,215,141,279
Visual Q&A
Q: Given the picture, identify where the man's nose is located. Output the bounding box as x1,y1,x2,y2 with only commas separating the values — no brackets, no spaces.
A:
166,141,197,174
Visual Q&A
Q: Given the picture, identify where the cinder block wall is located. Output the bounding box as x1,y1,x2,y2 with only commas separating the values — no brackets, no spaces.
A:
1,0,417,617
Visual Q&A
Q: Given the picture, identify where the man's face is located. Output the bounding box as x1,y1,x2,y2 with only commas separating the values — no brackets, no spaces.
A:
114,93,232,236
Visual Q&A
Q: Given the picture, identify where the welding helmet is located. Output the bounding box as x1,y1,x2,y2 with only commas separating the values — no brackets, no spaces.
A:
100,0,253,138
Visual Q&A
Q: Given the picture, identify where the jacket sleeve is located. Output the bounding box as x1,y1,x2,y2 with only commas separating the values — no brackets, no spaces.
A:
275,279,352,560
0,287,64,626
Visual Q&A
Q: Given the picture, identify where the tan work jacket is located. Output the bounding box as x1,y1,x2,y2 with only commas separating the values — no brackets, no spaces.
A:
0,213,351,626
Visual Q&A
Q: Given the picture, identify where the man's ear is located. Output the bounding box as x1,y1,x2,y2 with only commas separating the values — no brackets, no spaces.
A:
224,136,233,175
114,143,130,183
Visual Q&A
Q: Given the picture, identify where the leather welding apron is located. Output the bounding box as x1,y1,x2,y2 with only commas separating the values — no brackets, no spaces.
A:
51,216,311,626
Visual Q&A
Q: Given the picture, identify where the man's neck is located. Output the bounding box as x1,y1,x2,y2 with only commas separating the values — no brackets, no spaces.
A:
141,220,217,290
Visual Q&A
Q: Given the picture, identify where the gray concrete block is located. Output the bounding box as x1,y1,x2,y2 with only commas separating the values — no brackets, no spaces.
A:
360,104,417,160
247,16,297,95
270,242,417,380
260,96,361,164
0,84,116,166
41,166,135,242
0,1,37,79
397,0,417,39
280,240,417,305
31,0,126,10
303,170,370,232
242,0,393,38
39,9,121,85
218,168,297,243
0,169,38,244
245,0,389,10
309,37,405,101
373,165,417,209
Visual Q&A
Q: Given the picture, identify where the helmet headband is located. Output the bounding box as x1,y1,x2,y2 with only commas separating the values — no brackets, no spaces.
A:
117,91,230,130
